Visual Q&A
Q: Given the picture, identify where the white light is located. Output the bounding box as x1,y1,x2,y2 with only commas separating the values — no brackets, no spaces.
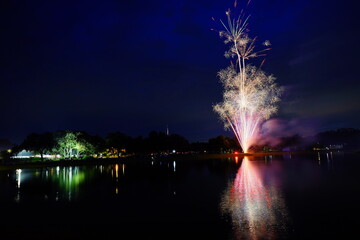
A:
69,167,72,183
16,169,22,188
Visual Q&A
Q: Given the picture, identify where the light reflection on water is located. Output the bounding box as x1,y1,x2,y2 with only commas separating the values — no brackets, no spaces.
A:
221,157,289,239
1,153,359,239
10,164,126,202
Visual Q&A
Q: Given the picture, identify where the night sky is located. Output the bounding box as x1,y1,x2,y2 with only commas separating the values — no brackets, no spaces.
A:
1,0,359,144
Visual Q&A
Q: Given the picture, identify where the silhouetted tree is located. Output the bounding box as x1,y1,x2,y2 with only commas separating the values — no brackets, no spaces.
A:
167,134,189,152
142,131,190,153
86,135,106,156
278,134,304,150
190,142,208,153
316,128,360,151
127,136,144,154
21,132,55,161
106,132,131,157
208,135,237,153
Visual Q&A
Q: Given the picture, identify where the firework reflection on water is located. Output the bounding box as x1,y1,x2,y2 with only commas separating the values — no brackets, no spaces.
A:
221,157,289,239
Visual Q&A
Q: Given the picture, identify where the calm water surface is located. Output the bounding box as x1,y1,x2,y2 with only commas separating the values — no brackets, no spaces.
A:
1,153,359,239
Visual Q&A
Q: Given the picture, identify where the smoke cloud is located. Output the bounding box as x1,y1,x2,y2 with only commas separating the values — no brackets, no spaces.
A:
258,118,319,147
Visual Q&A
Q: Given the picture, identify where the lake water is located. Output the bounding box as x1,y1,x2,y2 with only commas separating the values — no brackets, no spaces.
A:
1,152,359,239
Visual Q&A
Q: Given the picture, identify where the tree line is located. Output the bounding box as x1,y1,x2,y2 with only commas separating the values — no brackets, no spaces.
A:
5,130,239,161
1,128,359,161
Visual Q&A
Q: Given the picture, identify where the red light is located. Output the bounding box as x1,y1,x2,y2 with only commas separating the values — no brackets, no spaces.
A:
234,151,239,154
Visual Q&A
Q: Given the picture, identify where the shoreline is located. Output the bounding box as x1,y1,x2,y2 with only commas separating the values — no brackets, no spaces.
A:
0,150,345,170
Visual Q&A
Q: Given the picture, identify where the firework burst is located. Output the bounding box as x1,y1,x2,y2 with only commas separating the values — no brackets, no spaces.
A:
214,7,282,153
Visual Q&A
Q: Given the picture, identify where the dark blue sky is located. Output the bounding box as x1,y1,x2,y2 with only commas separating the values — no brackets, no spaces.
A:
1,0,359,143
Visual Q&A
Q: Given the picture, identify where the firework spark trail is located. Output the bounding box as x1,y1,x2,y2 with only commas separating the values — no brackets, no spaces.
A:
214,6,282,153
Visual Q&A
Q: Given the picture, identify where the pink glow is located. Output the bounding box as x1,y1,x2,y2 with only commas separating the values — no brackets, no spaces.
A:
221,157,288,239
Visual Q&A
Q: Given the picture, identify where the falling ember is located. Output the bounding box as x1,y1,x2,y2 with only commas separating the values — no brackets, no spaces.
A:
213,7,282,153
220,157,288,239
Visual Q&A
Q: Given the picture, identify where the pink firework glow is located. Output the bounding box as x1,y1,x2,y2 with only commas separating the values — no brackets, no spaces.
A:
221,157,288,239
213,8,282,153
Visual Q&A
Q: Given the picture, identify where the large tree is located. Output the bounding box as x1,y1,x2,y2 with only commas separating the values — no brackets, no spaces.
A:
55,131,94,159
208,135,237,153
21,132,55,161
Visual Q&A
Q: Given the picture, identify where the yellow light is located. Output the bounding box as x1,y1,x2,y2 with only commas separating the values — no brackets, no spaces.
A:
115,164,119,179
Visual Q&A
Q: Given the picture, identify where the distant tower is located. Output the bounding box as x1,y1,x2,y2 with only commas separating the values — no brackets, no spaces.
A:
166,125,169,136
